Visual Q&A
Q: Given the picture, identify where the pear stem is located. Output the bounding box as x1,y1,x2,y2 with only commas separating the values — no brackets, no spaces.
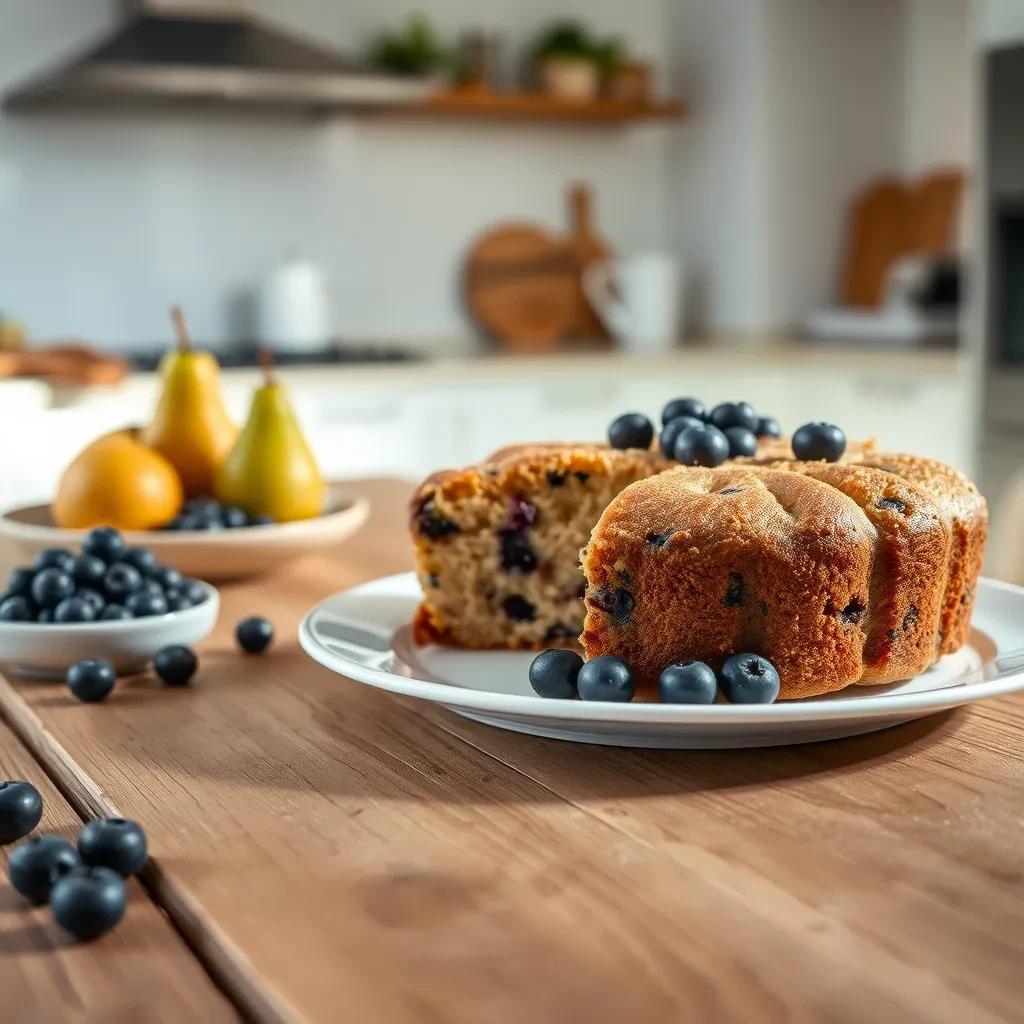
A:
169,306,191,352
259,346,276,386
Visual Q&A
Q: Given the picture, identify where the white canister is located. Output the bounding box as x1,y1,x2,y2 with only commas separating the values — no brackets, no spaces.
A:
584,252,682,354
258,255,331,352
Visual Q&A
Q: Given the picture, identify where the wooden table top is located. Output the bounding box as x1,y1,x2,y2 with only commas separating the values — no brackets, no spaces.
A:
1,478,1022,1024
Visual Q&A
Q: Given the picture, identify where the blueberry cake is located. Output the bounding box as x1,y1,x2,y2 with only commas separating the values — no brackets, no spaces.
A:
410,444,669,648
581,459,986,700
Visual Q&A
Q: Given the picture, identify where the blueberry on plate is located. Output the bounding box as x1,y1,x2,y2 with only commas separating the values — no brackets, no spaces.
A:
608,412,654,451
791,422,846,462
149,565,183,591
103,563,143,601
83,526,125,563
69,554,107,588
528,649,583,699
708,401,758,433
0,595,34,622
34,548,73,572
31,568,74,610
100,604,133,621
66,659,116,703
185,496,220,516
5,567,35,598
8,834,80,904
658,661,718,704
236,616,273,654
577,655,636,702
78,818,148,876
719,653,781,704
51,865,126,941
673,424,730,468
165,514,198,531
153,645,197,686
222,506,247,529
54,597,98,624
661,396,706,425
756,415,782,439
724,426,758,458
179,579,208,606
121,547,158,576
0,780,43,844
659,415,703,458
125,591,168,618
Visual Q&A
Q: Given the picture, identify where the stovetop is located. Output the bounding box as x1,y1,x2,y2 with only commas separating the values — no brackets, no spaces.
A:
125,342,424,372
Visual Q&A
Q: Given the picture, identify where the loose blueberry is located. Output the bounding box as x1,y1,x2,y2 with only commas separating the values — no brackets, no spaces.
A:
179,579,208,606
125,591,168,618
724,426,758,458
153,645,197,686
792,422,846,462
66,659,116,703
100,604,133,621
756,416,782,438
103,563,143,601
69,554,107,587
528,649,583,699
708,401,758,433
236,616,274,654
0,780,44,843
222,506,248,529
5,567,35,598
8,835,80,904
54,597,98,624
577,655,636,702
719,653,781,704
121,547,158,576
659,661,718,704
83,526,125,563
31,568,75,609
659,415,703,458
608,412,654,451
673,424,730,467
0,596,34,621
51,865,126,940
78,818,148,876
34,548,73,572
662,396,706,425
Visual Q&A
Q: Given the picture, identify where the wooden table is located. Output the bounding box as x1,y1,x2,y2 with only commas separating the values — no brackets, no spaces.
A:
1,479,1022,1023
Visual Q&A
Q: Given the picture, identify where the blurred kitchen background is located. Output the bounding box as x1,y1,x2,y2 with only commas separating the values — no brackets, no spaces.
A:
0,0,1022,578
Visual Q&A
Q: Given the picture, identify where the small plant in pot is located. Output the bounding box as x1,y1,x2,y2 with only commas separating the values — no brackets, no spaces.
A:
531,22,619,103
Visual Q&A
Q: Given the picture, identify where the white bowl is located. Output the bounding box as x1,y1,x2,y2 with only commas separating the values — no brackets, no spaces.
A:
0,483,369,581
0,583,219,679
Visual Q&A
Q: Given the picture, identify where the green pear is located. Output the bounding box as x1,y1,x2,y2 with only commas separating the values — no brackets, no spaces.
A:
214,353,326,522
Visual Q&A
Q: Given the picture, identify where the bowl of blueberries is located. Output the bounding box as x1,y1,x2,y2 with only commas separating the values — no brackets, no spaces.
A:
0,485,370,581
0,526,218,679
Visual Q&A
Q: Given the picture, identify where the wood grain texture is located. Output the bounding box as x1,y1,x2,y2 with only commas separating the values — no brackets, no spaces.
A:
0,718,238,1024
0,478,1022,1023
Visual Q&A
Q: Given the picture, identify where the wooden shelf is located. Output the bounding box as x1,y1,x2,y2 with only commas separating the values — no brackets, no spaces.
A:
388,87,686,125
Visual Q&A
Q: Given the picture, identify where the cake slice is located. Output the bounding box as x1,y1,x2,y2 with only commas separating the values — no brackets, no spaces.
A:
410,444,669,648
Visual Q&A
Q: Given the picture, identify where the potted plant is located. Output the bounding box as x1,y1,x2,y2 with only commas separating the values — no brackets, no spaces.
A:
531,22,608,102
371,14,453,78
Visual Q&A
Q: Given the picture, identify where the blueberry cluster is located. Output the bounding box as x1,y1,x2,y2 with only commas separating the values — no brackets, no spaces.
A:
163,497,274,531
0,527,209,625
528,649,781,704
608,397,783,468
1,779,148,941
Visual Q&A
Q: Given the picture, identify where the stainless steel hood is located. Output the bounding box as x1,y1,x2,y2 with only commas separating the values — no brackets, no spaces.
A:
3,0,434,114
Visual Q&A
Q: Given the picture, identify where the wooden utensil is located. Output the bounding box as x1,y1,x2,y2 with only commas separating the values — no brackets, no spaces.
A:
565,182,612,341
464,222,577,349
0,342,129,385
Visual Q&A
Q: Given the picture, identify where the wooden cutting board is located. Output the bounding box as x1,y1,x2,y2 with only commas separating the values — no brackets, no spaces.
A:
464,223,577,349
565,183,612,341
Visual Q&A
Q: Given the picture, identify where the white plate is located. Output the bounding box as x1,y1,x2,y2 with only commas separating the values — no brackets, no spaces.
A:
0,484,369,581
299,572,1024,748
0,583,219,679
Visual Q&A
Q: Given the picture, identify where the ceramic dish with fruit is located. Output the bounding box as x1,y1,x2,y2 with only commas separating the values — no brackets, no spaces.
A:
0,309,368,581
0,527,218,679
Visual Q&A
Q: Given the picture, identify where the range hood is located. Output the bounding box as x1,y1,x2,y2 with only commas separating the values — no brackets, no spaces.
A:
3,0,434,114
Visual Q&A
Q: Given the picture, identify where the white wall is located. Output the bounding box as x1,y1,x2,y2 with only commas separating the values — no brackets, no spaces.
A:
0,0,675,349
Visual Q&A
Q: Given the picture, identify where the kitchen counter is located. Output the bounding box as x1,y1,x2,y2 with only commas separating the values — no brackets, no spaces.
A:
1,478,1021,1023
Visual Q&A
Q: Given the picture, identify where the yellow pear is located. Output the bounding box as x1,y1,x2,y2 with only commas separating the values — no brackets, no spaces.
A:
141,306,237,497
54,430,183,530
214,351,325,522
